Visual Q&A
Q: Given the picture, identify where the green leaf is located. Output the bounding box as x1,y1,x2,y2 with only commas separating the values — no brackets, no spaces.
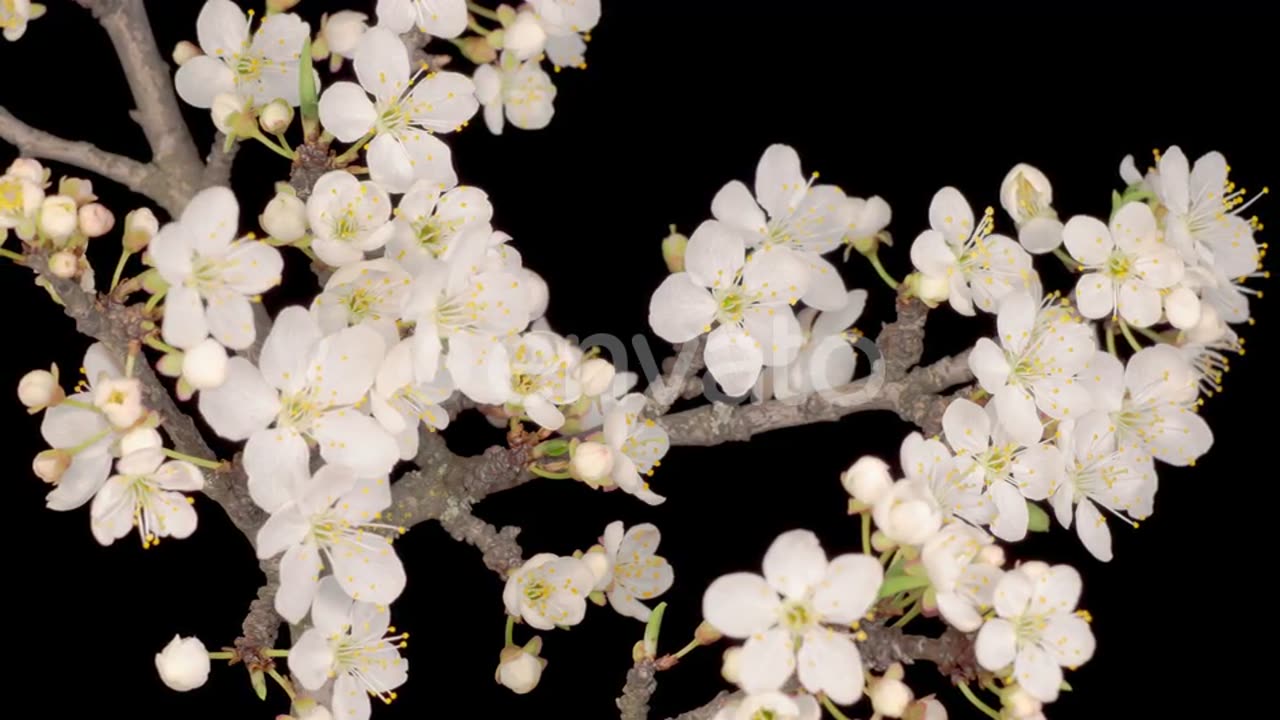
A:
877,574,930,599
299,36,320,139
1110,190,1123,217
249,667,267,701
1027,501,1050,532
643,602,667,658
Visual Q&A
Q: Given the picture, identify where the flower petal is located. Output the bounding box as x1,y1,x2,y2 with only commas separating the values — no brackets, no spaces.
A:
995,383,1043,446
704,323,764,397
797,628,864,705
993,569,1033,618
287,627,334,691
354,27,410,100
685,219,745,289
1117,278,1162,327
974,617,1017,670
738,627,796,693
175,55,236,109
162,284,209,350
711,180,767,240
331,533,406,605
244,427,310,513
277,541,322,624
1014,644,1063,703
928,187,974,244
318,81,378,142
943,397,991,456
1062,215,1112,265
259,305,322,392
1042,613,1096,668
197,357,281,441
313,411,399,479
754,144,806,220
256,506,309,559
762,529,828,601
702,572,780,638
812,553,882,624
910,229,956,277
205,289,255,351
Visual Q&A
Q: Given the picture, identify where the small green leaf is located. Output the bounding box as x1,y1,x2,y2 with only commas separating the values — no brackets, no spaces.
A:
1027,501,1050,532
249,667,267,701
643,602,667,658
299,36,320,139
1110,190,1123,216
1060,680,1073,691
876,574,930,599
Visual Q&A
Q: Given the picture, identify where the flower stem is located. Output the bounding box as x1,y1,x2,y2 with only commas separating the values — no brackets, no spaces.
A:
1052,247,1079,271
273,131,293,154
109,250,132,292
504,614,516,647
529,465,572,480
266,667,296,700
60,397,97,411
162,448,224,470
1134,324,1167,344
468,17,491,35
671,637,701,661
891,598,923,628
0,247,26,262
68,427,112,455
467,2,502,22
332,131,376,166
144,335,181,355
264,649,290,658
819,693,854,720
1117,319,1143,352
957,682,1002,720
144,287,167,313
860,512,872,555
207,651,235,660
1105,323,1118,356
252,131,296,160
866,251,899,290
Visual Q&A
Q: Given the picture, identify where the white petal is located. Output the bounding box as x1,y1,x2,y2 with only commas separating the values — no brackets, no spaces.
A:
41,395,107,448
738,627,796,694
910,229,956,277
46,452,111,511
811,289,867,339
685,220,745,289
1062,215,1112,265
313,411,399,478
993,569,1033,618
182,185,239,256
174,55,236,109
277,542,322,624
743,306,804,367
259,305,322,392
523,392,565,430
309,325,385,406
1109,201,1158,253
366,133,416,196
406,71,479,132
1073,272,1113,319
244,428,310,513
301,464,361,516
928,187,975,244
997,291,1037,354
762,529,827,601
796,628,864,705
797,252,849,312
755,144,806,220
743,245,810,304
318,82,378,142
943,398,991,455
1019,216,1064,254
1042,614,1096,668
711,180,767,239
1034,565,1082,613
333,672,373,720
162,284,209,350
1014,644,1063,703
1133,246,1184,289
812,554,883,624
446,331,512,405
989,482,1029,542
704,323,764,397
205,289,255,351
975,617,1017,670
374,0,415,33
1115,279,1161,327
702,572,780,638
936,591,984,632
287,627,334,690
256,506,309,559
196,0,247,57
153,461,204,492
1075,500,1113,562
313,576,357,635
398,129,457,192
354,27,410,100
331,533,406,605
197,357,280,441
648,273,716,343
222,240,284,295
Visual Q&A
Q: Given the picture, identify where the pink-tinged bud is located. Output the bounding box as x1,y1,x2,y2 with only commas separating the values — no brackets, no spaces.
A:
172,40,203,66
48,250,79,279
259,99,294,134
6,158,46,185
58,177,96,205
662,225,687,273
19,367,63,409
33,449,71,484
570,441,614,483
978,544,1006,567
39,195,79,242
869,676,913,718
914,273,950,306
1005,687,1042,718
266,0,301,11
78,203,115,238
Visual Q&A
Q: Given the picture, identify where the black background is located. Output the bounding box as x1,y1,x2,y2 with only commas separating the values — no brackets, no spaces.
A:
3,2,1277,718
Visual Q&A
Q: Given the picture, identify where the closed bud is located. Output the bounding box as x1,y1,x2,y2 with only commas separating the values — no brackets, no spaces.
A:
581,546,613,591
1164,285,1201,330
156,352,185,378
904,697,948,720
910,272,950,307
261,191,308,243
662,225,687,273
33,449,72,484
182,338,229,390
504,11,548,60
39,195,80,242
172,40,203,66
78,203,115,238
19,367,62,409
211,94,249,136
1005,687,1042,718
1186,302,1227,344
694,621,721,645
872,479,943,546
48,250,79,278
870,676,913,718
720,647,741,684
322,11,369,58
842,455,894,505
578,358,616,397
1000,163,1054,225
519,268,549,320
459,35,498,65
124,208,160,252
496,646,544,694
155,635,211,692
7,157,47,185
977,544,1005,567
259,99,294,134
58,177,96,205
120,427,164,457
570,441,614,483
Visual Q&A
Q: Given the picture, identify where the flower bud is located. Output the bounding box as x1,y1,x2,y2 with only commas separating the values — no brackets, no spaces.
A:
581,545,613,591
182,338,229,390
322,11,368,58
48,250,79,278
504,11,548,60
1164,285,1201,330
93,376,145,429
570,441,614,483
662,225,687,273
267,0,302,11
872,479,943,546
260,191,308,243
259,99,295,134
1016,560,1050,580
155,635,211,692
870,676,914,718
720,646,742,684
124,208,160,252
6,158,46,185
58,177,96,205
1005,687,1042,718
458,35,498,65
495,645,544,694
1000,163,1054,225
172,40,203,66
904,697,948,720
19,367,63,409
842,455,894,505
33,449,71,484
977,544,1005,567
914,273,950,306
519,268,549,320
78,203,115,238
1186,302,1227,344
39,195,79,242
578,358,616,397
694,621,722,645
211,93,248,136
120,427,164,457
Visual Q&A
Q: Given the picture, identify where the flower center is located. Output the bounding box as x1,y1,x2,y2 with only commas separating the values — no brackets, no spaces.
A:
377,99,412,135
524,579,550,603
333,210,362,241
0,178,23,215
234,53,266,82
749,711,779,720
779,599,817,634
188,255,228,291
1105,251,1132,280
714,287,748,324
511,372,540,396
278,388,322,430
1013,613,1047,644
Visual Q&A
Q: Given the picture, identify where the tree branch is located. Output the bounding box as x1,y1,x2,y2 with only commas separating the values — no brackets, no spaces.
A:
0,107,188,213
618,659,658,720
646,336,706,417
73,0,202,181
201,134,238,190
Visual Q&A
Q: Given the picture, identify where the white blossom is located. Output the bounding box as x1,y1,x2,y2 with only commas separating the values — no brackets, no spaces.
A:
496,644,545,694
385,182,493,274
370,338,453,460
39,195,78,242
600,393,670,505
175,0,309,108
289,577,409,720
256,463,405,621
312,259,411,347
1150,146,1264,274
577,357,616,397
306,170,395,267
1062,202,1184,327
841,455,893,506
898,432,990,530
570,441,613,483
474,53,558,135
999,163,1063,254
757,289,866,401
503,553,595,630
910,188,1034,316
155,635,211,692
921,524,1001,632
198,306,396,509
318,28,476,193
0,159,45,239
375,0,467,39
503,11,548,61
150,186,283,350
975,564,1095,703
703,530,883,705
529,0,601,68
90,448,203,548
597,521,674,621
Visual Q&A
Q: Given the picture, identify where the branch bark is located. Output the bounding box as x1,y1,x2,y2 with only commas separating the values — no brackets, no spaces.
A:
618,660,658,720
646,336,706,417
